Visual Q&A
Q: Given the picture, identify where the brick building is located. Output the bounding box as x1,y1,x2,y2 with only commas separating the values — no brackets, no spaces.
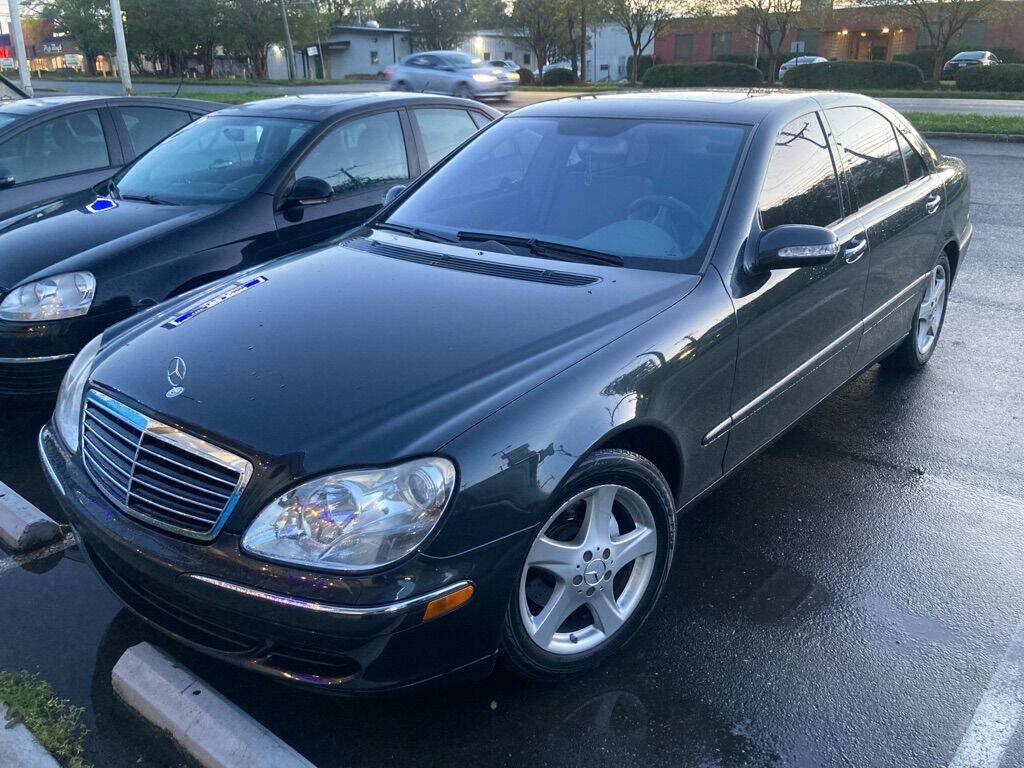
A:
653,1,1024,65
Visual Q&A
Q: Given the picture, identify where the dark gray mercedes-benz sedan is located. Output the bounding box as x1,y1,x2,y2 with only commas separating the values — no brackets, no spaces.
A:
40,91,970,693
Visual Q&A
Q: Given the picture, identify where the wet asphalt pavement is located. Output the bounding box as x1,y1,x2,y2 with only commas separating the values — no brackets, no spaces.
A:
1,138,1023,768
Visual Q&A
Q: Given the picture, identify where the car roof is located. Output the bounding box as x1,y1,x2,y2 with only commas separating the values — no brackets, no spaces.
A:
0,93,218,117
212,92,497,120
509,89,842,124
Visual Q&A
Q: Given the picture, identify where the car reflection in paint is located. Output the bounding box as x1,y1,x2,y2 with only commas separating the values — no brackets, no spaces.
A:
40,90,970,694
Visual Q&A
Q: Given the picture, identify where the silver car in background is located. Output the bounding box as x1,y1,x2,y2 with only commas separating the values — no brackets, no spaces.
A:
390,52,518,101
779,55,828,81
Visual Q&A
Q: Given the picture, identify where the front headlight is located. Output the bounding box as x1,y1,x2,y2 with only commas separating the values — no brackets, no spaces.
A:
242,457,456,572
508,71,520,80
0,272,95,321
54,334,102,452
472,73,497,83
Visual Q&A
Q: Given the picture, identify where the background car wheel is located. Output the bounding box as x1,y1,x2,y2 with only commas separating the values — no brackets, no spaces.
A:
500,449,675,681
454,82,473,99
392,80,411,91
881,252,951,372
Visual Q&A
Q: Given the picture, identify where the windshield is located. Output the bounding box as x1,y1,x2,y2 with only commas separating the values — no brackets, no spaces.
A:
442,52,478,69
114,114,314,204
954,51,985,60
384,116,748,273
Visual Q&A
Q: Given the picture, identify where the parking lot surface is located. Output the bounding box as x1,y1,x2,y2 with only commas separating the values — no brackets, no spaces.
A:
1,138,1022,767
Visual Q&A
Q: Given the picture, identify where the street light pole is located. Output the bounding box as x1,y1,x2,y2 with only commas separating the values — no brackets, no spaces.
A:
279,0,296,79
6,0,33,96
109,0,132,95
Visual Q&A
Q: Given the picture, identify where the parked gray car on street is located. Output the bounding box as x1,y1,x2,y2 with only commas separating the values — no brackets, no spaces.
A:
390,52,518,100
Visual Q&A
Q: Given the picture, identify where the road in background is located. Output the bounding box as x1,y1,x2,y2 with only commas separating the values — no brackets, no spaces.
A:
31,77,1024,116
0,139,1022,768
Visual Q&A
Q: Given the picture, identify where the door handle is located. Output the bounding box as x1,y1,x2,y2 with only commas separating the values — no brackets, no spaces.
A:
925,193,942,215
844,235,867,264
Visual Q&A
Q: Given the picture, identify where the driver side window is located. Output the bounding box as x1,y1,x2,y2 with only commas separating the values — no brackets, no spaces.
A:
759,113,842,230
293,111,409,195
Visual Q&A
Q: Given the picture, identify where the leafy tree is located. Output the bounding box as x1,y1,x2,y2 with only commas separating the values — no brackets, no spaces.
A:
33,0,112,75
383,0,470,50
512,0,569,76
604,0,677,83
220,0,282,78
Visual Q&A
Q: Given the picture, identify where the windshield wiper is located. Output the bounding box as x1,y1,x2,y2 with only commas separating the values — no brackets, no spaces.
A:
373,221,456,243
456,231,623,267
118,192,178,206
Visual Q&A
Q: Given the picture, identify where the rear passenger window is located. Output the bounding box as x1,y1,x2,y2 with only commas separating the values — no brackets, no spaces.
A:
759,113,842,230
827,106,906,206
412,108,479,166
895,130,927,182
0,110,109,184
119,106,191,156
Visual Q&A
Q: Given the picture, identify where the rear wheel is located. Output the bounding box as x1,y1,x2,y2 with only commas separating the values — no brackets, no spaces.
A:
882,252,950,371
500,449,675,681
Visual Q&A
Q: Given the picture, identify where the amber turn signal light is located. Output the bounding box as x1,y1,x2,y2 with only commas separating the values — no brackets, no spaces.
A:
422,583,474,622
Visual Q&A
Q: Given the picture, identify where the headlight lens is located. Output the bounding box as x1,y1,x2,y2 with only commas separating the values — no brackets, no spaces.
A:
508,71,520,80
242,457,456,571
54,334,102,452
0,272,95,321
472,73,497,83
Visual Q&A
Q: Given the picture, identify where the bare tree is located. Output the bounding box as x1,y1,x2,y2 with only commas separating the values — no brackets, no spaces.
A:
707,0,800,84
605,0,678,83
858,0,1003,82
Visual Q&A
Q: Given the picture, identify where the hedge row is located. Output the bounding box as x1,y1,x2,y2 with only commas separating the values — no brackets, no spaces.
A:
955,63,1024,92
542,67,576,86
517,67,534,85
893,50,943,78
714,52,798,79
627,54,657,82
642,62,763,87
783,60,924,89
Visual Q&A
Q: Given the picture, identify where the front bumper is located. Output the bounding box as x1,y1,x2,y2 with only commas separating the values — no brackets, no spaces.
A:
474,81,517,98
39,425,529,693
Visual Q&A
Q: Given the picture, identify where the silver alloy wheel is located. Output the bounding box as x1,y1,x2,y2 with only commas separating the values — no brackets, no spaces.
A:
916,264,947,356
519,484,658,655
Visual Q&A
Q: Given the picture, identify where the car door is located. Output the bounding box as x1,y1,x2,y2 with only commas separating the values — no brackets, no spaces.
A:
274,109,418,251
0,106,122,216
111,104,194,160
405,55,436,92
408,106,489,168
824,106,944,369
721,111,869,469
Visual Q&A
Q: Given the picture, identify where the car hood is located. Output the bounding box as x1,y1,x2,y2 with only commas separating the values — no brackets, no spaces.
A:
0,190,216,292
91,233,699,473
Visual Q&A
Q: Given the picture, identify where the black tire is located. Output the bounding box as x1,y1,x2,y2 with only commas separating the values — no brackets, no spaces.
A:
500,449,676,682
454,82,473,99
881,252,951,372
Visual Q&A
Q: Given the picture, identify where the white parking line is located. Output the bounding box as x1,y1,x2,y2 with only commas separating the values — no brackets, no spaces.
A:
949,618,1024,768
0,532,75,577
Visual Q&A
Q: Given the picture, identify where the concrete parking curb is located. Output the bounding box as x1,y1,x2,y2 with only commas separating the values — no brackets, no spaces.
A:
112,642,316,768
922,131,1024,142
0,703,61,768
0,481,61,551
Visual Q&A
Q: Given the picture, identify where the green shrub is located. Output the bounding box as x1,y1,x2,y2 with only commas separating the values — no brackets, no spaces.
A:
642,62,764,87
627,54,656,82
542,67,576,86
991,46,1022,64
783,59,924,89
516,66,534,85
894,50,945,78
956,63,1024,92
714,52,797,79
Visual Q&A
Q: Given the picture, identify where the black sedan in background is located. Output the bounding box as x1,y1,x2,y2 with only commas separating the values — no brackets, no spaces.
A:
0,95,219,218
40,91,970,693
0,93,498,395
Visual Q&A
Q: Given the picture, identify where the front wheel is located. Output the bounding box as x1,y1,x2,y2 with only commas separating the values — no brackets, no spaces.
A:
453,82,473,99
500,449,675,681
881,252,951,372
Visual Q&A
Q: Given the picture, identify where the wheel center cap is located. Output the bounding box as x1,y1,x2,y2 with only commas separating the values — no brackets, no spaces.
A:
583,559,607,586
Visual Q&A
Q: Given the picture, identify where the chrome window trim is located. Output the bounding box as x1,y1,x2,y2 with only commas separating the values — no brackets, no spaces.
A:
703,271,931,445
184,575,474,618
0,353,75,363
82,389,253,541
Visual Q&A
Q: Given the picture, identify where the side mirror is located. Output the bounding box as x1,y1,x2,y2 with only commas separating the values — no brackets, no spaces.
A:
285,176,333,207
753,224,839,273
0,168,15,189
382,184,407,206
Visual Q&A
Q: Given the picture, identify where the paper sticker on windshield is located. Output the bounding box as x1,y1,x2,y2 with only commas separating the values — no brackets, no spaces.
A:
162,276,267,329
83,197,117,214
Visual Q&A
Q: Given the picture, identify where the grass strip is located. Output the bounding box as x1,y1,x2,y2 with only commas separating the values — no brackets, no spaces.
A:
152,89,282,104
0,669,92,768
901,111,1024,134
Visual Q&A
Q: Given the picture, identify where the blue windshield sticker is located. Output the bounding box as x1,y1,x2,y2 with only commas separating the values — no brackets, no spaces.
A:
84,197,117,214
162,276,268,329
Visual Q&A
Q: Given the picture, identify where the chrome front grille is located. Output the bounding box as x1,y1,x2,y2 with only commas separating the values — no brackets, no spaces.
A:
81,389,252,540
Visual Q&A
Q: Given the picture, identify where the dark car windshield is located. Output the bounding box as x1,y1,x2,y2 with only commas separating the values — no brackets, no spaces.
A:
441,52,479,69
114,114,314,205
953,51,986,60
383,116,747,272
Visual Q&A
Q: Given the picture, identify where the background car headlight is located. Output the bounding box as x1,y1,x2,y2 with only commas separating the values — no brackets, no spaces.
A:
0,272,95,321
242,457,456,571
472,73,497,83
54,334,102,452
